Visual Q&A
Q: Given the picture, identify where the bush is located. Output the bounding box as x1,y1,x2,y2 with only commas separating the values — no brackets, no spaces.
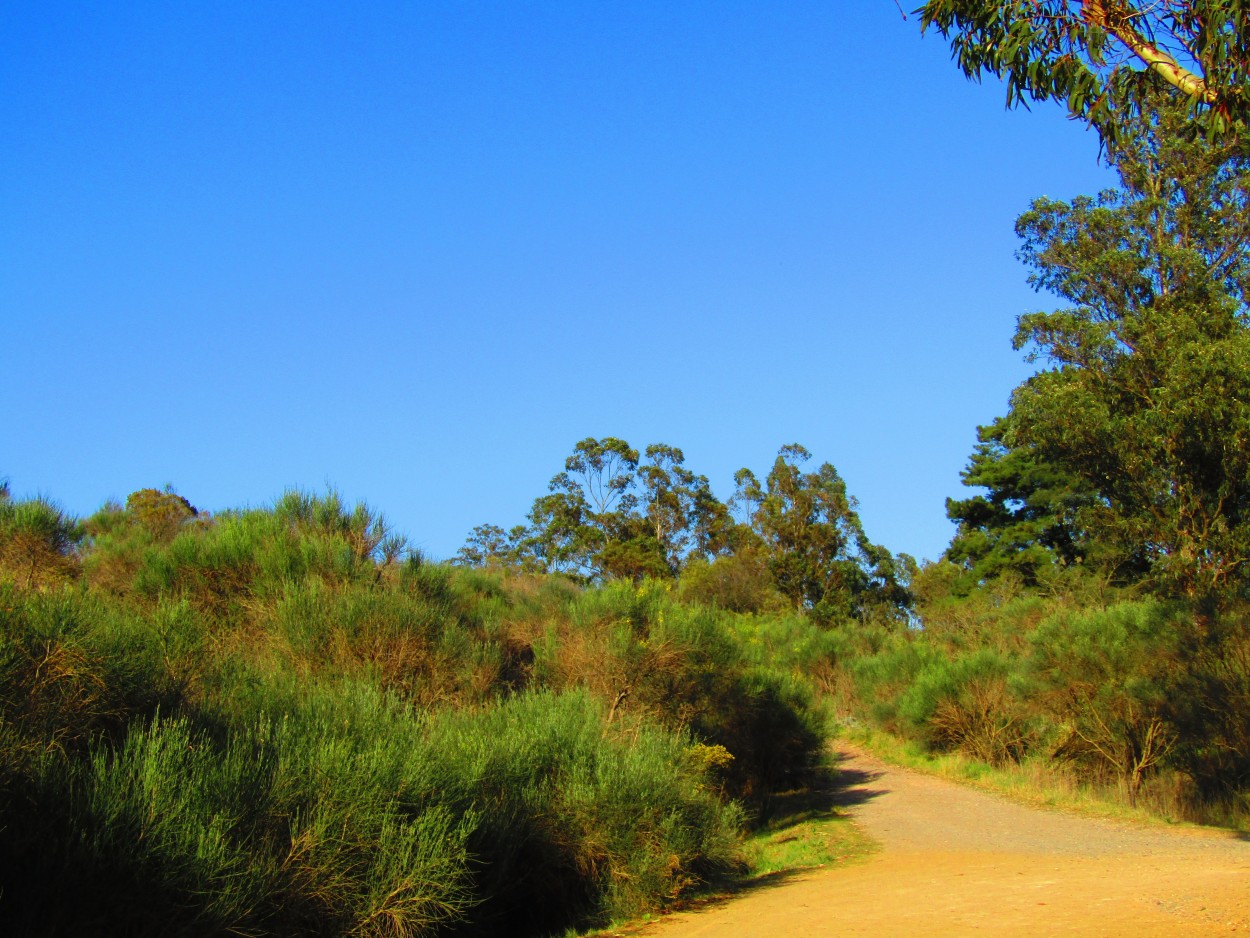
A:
1028,601,1183,803
425,689,744,932
895,648,1033,765
534,582,828,810
0,586,184,758
0,493,82,589
679,550,786,614
1165,611,1250,804
0,683,742,937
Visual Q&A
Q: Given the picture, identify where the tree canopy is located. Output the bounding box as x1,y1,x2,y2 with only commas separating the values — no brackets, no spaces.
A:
456,439,911,622
945,415,1099,591
733,446,910,621
946,94,1250,601
457,438,733,583
918,1,1250,141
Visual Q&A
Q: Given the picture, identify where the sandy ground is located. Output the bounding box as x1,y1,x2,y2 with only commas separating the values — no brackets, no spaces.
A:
627,746,1250,937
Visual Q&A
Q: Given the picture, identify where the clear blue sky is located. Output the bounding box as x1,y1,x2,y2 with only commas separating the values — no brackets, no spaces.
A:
2,2,1114,563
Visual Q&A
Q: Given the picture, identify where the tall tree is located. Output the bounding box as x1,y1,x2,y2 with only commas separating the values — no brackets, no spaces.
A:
918,1,1250,141
460,438,733,582
951,94,1250,601
945,416,1100,591
639,444,734,573
454,523,540,571
735,445,909,621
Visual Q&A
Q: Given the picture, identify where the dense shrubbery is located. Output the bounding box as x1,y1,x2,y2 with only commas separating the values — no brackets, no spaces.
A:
811,583,1250,822
2,684,741,937
0,487,828,936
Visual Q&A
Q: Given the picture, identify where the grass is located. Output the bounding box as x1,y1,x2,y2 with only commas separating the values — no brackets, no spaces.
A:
740,759,877,876
742,810,873,876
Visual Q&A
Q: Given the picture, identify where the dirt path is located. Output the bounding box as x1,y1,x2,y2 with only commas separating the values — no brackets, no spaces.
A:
631,745,1250,937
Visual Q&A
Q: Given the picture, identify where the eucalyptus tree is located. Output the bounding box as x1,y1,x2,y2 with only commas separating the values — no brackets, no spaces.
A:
639,444,734,574
734,445,909,622
459,438,733,582
919,1,1250,141
455,523,540,571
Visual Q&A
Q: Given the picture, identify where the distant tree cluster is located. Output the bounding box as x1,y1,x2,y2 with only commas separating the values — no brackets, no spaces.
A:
456,439,912,622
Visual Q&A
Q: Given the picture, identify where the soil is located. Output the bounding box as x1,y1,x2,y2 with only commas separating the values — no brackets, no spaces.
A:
624,745,1250,937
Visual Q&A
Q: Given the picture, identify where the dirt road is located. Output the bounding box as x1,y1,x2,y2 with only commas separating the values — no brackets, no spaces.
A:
634,746,1250,937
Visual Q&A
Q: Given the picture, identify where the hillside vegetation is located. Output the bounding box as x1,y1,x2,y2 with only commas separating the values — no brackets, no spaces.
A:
0,485,837,936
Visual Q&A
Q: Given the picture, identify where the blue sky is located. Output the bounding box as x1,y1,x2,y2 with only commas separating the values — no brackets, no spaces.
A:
1,2,1115,563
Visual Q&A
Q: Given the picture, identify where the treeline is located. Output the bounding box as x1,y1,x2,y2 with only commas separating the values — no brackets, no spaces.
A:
457,439,911,623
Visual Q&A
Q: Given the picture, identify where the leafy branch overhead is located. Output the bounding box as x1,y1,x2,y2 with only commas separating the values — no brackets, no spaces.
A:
918,1,1250,141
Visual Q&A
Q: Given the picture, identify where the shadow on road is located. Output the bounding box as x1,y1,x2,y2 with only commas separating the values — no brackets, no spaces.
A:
751,747,890,830
621,748,894,930
826,749,891,810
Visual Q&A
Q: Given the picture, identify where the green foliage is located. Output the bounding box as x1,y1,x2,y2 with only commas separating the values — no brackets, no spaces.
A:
454,522,537,571
0,586,183,759
638,443,735,571
3,484,853,935
1029,601,1184,802
423,688,744,930
679,549,788,613
458,439,907,626
2,703,477,937
509,438,734,582
516,437,646,580
894,648,1033,765
118,489,408,616
947,93,1250,602
945,417,1098,591
0,683,743,937
832,577,1250,820
1163,611,1250,801
124,487,199,542
272,487,408,566
0,490,82,589
733,445,910,622
918,1,1250,144
533,581,829,811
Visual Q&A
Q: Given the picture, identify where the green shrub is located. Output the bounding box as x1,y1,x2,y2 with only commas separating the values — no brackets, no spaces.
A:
0,708,476,937
679,550,786,613
846,634,937,734
533,583,828,811
423,688,744,932
1164,610,1250,804
0,586,183,758
1028,601,1184,802
894,648,1033,765
0,493,82,589
0,674,745,937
